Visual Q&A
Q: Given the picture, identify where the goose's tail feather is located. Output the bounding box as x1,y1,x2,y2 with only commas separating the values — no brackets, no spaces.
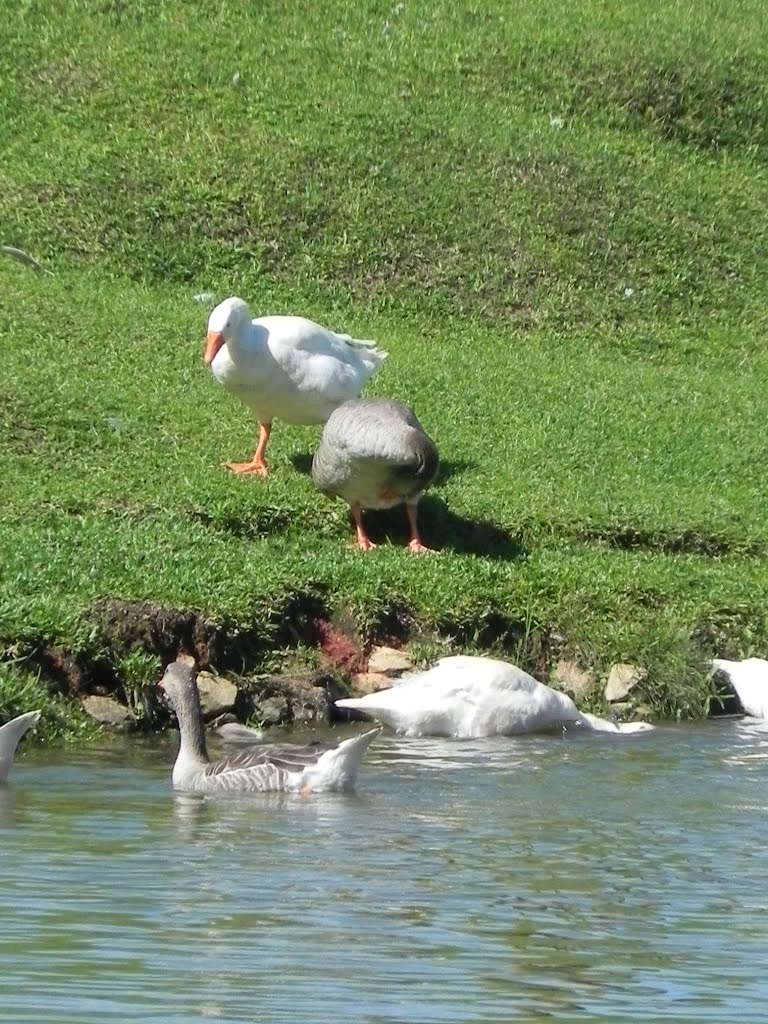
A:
307,727,381,791
0,710,41,782
577,712,654,734
338,334,389,367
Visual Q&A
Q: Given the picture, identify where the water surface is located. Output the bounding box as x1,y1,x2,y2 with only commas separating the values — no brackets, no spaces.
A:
2,719,767,1022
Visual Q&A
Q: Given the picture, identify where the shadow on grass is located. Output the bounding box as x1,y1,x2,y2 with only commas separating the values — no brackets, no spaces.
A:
359,495,523,561
288,452,513,559
434,459,475,485
289,452,315,475
188,505,291,539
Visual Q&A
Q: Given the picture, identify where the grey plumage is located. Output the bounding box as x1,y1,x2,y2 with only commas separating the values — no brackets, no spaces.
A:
159,662,379,793
210,716,264,745
311,398,439,552
311,398,438,509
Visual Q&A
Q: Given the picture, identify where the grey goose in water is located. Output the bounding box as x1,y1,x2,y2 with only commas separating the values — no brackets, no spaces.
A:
311,397,439,553
209,714,265,745
159,661,380,793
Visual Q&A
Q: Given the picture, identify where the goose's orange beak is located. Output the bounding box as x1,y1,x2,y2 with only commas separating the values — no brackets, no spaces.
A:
204,330,224,365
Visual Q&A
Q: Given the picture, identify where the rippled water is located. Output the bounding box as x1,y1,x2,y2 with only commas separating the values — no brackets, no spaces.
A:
2,718,768,1023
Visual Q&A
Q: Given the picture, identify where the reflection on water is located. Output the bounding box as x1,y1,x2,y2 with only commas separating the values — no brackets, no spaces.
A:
1,721,767,1023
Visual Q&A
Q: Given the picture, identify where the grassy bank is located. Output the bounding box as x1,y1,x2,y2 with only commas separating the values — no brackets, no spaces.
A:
2,0,768,731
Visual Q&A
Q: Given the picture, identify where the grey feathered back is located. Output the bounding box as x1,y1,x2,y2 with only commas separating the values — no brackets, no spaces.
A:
311,397,439,506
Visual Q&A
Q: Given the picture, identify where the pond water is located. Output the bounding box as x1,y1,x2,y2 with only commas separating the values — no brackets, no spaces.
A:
1,718,767,1023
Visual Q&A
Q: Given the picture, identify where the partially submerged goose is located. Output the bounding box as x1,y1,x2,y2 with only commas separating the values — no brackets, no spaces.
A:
712,657,768,719
204,298,387,477
159,662,380,793
311,397,439,553
210,714,264,746
336,655,653,738
0,710,40,783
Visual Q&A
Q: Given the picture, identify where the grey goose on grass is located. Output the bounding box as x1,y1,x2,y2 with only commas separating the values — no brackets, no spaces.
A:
311,397,439,553
159,661,380,794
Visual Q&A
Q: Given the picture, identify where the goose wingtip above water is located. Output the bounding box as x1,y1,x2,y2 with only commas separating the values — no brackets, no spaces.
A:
712,657,768,719
335,655,654,738
203,297,387,478
0,709,41,782
159,661,380,793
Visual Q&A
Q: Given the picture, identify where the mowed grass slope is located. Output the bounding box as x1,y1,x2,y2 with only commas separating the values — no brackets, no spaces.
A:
2,0,768,721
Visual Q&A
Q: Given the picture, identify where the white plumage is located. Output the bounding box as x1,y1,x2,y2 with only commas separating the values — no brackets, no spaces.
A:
712,657,768,719
204,297,387,476
0,710,40,783
336,655,653,738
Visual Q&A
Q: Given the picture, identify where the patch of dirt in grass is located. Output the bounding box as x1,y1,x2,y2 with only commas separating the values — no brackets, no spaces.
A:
27,57,104,106
0,395,48,454
90,598,233,667
187,505,292,539
571,55,768,156
577,525,763,557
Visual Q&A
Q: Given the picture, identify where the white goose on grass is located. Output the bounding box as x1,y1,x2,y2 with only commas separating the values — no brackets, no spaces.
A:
204,297,387,477
159,662,380,793
336,655,654,739
0,711,40,783
712,658,768,719
311,397,439,553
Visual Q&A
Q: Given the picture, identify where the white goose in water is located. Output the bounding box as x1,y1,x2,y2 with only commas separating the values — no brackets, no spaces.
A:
204,297,387,477
336,655,654,738
311,397,439,553
159,662,380,793
0,710,40,783
712,657,768,719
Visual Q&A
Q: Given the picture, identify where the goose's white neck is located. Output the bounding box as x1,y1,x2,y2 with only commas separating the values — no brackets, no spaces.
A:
224,318,262,364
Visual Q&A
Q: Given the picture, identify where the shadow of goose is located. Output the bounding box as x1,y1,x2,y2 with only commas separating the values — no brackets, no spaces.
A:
288,453,516,559
289,451,315,475
358,495,523,561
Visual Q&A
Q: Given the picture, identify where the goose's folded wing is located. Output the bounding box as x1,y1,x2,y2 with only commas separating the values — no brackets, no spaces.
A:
200,755,294,792
204,741,328,776
251,740,330,771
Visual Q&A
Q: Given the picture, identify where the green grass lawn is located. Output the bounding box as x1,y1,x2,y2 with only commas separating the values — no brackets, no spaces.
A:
2,0,768,730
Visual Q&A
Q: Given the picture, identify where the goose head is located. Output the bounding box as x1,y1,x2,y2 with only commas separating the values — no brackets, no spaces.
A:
157,661,200,717
204,297,252,365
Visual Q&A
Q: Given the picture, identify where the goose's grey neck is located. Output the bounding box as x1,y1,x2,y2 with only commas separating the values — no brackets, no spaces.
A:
175,686,209,766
